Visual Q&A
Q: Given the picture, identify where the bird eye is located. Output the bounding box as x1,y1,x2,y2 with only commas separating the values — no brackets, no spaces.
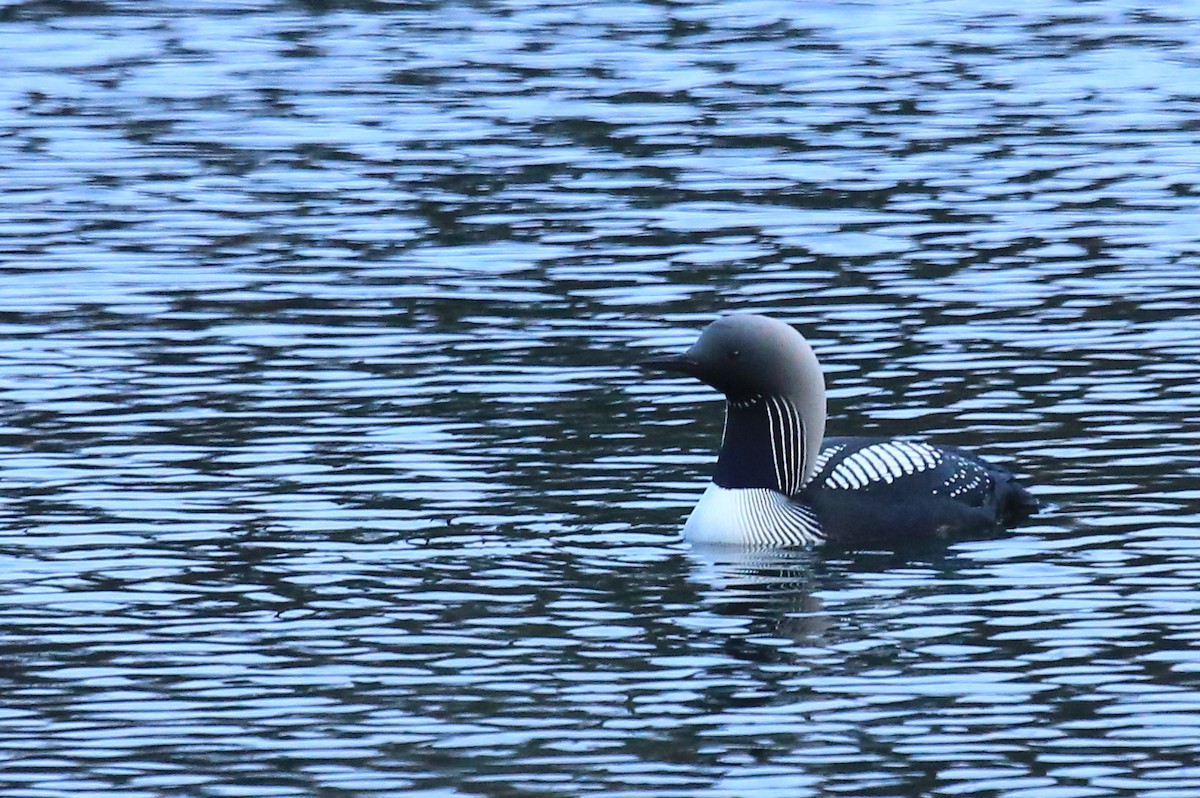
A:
728,349,740,360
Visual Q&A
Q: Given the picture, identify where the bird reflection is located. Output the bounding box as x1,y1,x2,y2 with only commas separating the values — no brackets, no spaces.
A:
684,544,831,646
684,543,969,654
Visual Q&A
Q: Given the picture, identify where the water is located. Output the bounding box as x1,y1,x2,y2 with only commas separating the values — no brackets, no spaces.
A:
2,1,1200,795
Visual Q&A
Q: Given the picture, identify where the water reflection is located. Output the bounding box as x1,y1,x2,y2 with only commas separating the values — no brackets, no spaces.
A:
686,545,827,642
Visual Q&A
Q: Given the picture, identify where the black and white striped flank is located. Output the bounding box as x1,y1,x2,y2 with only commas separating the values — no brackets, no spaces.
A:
808,441,846,483
822,441,945,490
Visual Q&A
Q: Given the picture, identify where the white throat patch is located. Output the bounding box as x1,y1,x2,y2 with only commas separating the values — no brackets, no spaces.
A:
682,483,824,547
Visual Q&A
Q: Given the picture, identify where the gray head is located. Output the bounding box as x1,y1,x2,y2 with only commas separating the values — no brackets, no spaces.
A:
642,314,827,491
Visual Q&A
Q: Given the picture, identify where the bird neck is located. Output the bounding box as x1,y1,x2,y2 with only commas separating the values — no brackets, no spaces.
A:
712,394,818,497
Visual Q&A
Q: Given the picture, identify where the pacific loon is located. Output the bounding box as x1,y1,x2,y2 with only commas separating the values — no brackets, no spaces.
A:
641,314,1038,547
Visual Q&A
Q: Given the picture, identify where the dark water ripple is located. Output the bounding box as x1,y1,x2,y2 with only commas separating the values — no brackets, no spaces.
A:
2,1,1200,796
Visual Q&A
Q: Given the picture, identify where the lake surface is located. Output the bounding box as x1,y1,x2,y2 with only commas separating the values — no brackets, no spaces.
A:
2,1,1200,795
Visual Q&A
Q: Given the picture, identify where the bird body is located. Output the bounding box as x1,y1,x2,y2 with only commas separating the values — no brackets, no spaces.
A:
642,315,1037,547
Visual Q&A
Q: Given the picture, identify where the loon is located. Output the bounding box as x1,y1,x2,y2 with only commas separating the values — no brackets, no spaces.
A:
641,314,1038,547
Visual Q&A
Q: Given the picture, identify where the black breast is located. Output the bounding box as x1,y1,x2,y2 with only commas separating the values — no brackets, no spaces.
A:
799,436,1038,546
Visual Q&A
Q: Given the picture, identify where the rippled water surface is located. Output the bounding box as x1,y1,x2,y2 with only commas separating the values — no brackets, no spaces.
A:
3,1,1200,795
